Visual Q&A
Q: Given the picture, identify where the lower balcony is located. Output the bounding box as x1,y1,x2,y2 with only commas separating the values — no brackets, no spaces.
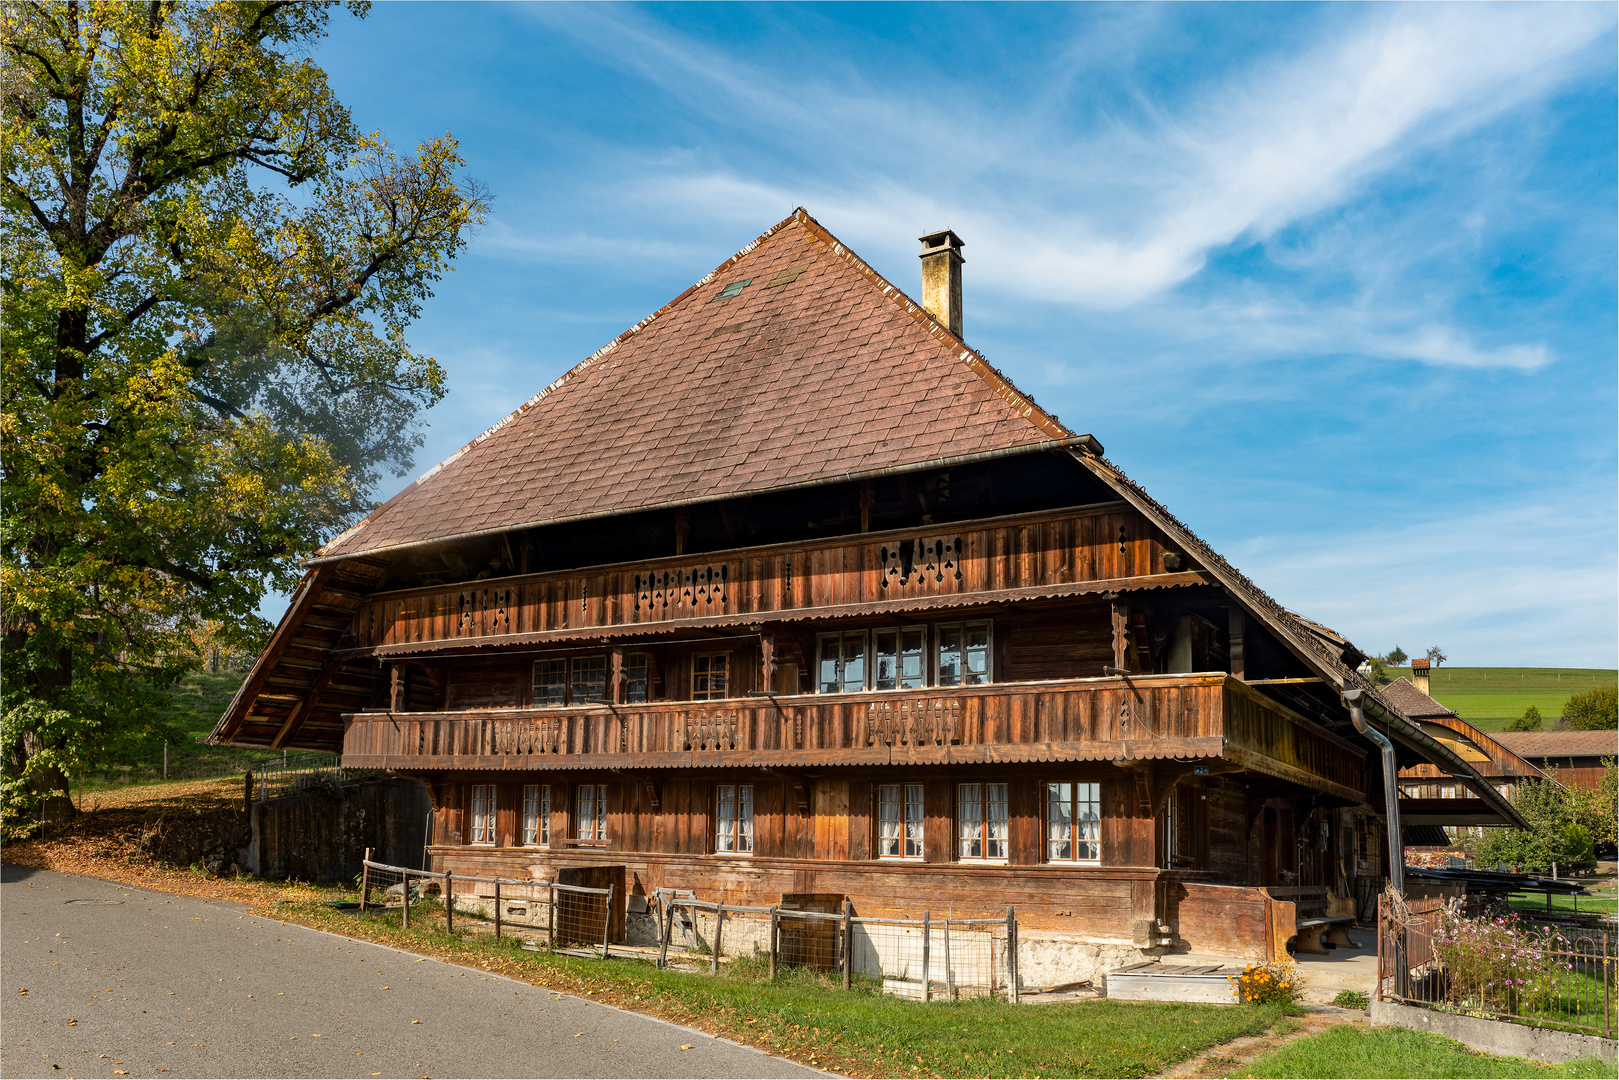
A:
342,673,1364,798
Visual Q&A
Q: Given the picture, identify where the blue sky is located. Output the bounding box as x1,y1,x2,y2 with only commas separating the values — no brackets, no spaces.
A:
300,1,1617,668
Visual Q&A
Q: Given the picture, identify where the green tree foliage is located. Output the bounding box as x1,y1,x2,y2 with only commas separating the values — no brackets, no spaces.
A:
1560,683,1617,731
1386,645,1408,666
1472,764,1617,870
1365,657,1390,686
1,0,488,833
1506,705,1543,732
1424,646,1446,667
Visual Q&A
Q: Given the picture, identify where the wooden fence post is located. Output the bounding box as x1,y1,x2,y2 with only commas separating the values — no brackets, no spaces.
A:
944,919,954,1000
842,900,853,991
768,905,778,981
402,871,410,930
359,848,373,913
494,880,501,941
658,896,674,969
601,885,614,960
1007,906,1019,1004
921,911,931,1002
444,872,454,936
548,883,556,949
712,904,725,974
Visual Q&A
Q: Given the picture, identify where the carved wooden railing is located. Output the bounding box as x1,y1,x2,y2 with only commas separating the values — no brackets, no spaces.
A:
342,674,1364,795
347,503,1193,651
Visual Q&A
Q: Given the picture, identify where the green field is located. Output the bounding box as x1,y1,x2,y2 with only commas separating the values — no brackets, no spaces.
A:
80,670,271,791
1383,667,1617,732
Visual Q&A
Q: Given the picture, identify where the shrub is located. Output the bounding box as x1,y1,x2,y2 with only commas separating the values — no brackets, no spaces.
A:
1430,905,1568,1018
1332,989,1370,1010
1561,684,1617,731
1229,961,1304,1005
1507,705,1542,732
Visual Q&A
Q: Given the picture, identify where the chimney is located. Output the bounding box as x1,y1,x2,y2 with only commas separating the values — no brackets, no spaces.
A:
1411,657,1431,696
919,228,964,337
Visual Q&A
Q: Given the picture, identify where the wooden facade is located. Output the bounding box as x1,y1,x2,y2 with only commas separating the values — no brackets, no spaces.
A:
216,209,1527,965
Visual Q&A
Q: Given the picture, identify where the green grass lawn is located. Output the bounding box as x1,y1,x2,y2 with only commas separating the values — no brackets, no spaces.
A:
80,670,271,791
1506,888,1619,919
284,897,1291,1079
1382,667,1617,732
1231,1024,1613,1078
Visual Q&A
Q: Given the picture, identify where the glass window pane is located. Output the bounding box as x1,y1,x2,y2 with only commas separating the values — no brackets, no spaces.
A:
819,636,841,694
900,628,926,689
1077,782,1101,862
534,659,567,705
716,785,735,852
624,653,649,704
878,783,902,857
1047,783,1072,861
958,783,982,858
965,623,990,685
572,655,607,704
904,784,925,858
986,783,1008,859
875,630,898,691
541,785,551,845
739,785,754,853
938,626,963,687
842,634,865,693
522,784,538,845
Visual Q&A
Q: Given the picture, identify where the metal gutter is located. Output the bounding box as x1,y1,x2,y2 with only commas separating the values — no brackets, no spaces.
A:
309,435,1106,567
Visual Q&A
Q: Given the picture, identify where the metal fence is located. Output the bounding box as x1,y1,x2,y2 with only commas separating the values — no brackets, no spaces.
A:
250,751,384,802
354,859,1023,1002
1378,892,1616,1038
357,858,612,955
655,896,1019,1001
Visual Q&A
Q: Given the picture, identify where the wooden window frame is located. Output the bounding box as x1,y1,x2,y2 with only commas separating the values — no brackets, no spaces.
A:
469,783,496,846
874,625,928,691
522,783,550,847
623,652,650,704
876,782,924,859
533,659,567,706
570,655,609,704
935,620,992,687
714,783,754,854
691,652,730,701
576,783,608,844
816,630,870,694
1044,781,1102,864
957,781,1009,861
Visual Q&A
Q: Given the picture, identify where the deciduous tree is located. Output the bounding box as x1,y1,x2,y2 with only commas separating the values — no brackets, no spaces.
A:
1,0,487,832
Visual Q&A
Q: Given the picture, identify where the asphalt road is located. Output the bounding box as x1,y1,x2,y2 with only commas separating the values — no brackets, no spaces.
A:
1,865,826,1079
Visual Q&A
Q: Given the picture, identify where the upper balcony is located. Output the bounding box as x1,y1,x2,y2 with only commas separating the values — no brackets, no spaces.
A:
341,673,1366,799
342,503,1208,659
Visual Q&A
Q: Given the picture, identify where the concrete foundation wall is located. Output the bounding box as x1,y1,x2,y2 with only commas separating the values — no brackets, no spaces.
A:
1370,1000,1617,1066
249,778,431,883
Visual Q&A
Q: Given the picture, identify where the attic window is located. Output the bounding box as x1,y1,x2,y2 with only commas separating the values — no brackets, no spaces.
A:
766,264,808,288
714,278,752,300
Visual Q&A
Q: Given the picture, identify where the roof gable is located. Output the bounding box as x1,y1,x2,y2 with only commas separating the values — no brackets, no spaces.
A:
320,209,1068,561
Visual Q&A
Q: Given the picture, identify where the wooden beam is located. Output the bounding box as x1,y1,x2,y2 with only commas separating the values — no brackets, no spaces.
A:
212,566,335,744
270,659,348,749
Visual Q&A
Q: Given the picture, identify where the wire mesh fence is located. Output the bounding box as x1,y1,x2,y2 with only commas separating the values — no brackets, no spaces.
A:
356,858,1023,1001
1378,891,1616,1037
250,752,384,802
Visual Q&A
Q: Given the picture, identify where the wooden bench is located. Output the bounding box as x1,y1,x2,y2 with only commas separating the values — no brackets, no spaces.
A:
1265,887,1358,955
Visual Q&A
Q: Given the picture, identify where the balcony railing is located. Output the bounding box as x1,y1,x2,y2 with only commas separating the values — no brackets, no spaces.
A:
342,674,1364,796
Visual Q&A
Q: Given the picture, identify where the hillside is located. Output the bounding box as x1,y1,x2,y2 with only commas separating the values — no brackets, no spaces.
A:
1384,666,1618,732
83,670,269,790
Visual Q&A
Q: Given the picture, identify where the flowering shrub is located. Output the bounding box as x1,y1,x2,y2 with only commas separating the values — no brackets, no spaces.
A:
1430,905,1567,1017
1228,961,1304,1005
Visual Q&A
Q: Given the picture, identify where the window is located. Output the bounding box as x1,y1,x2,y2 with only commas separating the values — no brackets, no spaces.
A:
1046,782,1101,863
534,659,567,705
470,784,495,845
875,627,927,691
878,783,925,858
692,653,728,701
576,784,607,843
522,784,549,846
623,653,649,704
715,277,752,299
715,784,754,853
1163,785,1199,869
958,782,1008,860
937,622,991,686
571,655,608,704
818,631,869,693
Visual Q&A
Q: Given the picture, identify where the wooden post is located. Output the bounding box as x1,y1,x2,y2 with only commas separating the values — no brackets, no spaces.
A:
163,740,169,781
842,900,853,991
712,904,725,974
243,770,254,812
658,896,674,969
548,883,556,949
921,911,931,1002
601,885,614,960
768,905,778,980
444,872,454,936
1007,906,1019,1004
401,871,410,930
494,880,501,941
360,848,373,913
944,919,954,1000
1374,894,1382,1002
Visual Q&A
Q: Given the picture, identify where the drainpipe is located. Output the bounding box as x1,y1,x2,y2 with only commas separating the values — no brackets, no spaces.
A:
1342,688,1403,895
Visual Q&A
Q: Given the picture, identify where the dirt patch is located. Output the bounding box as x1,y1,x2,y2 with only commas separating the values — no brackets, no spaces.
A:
1154,1006,1363,1079
2,777,326,906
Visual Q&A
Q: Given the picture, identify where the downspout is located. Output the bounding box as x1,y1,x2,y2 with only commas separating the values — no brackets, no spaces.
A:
1342,688,1403,895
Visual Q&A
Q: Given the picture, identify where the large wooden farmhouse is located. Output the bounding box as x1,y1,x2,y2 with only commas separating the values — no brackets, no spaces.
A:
214,209,1527,966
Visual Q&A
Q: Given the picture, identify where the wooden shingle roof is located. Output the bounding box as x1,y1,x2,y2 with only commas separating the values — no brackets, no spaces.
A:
317,208,1068,562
